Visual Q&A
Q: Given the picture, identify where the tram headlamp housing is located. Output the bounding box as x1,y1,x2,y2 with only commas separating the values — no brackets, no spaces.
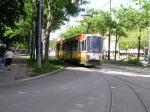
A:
87,55,90,60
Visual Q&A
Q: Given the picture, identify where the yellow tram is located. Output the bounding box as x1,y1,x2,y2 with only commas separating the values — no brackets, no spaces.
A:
56,34,103,66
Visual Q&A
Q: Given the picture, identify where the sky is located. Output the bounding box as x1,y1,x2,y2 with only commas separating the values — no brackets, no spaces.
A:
50,0,132,39
85,0,132,10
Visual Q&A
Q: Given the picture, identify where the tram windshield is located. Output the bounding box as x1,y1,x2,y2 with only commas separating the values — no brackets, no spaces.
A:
87,36,101,52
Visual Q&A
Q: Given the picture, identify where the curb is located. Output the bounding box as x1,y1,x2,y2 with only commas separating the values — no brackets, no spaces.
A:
0,67,64,86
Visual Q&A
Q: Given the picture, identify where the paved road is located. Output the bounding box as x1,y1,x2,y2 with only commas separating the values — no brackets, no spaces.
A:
0,64,150,112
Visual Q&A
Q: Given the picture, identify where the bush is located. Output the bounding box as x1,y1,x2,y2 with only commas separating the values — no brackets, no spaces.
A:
103,58,142,66
33,63,61,74
126,58,141,65
27,59,63,76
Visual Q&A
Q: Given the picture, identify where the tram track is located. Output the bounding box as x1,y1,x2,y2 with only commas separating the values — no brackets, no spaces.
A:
95,65,150,91
62,63,150,112
111,76,150,112
93,66,150,112
102,77,113,112
115,76,150,91
102,74,150,112
64,64,150,112
112,76,150,112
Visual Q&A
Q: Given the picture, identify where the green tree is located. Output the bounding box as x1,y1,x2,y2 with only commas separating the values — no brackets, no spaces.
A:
60,25,85,39
0,0,25,43
119,29,148,49
43,0,81,64
60,10,111,38
90,10,116,60
112,22,127,60
116,5,149,60
91,11,110,36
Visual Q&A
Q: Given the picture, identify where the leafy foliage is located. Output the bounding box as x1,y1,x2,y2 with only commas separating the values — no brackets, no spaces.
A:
119,29,148,49
0,0,32,48
60,26,85,39
90,10,111,36
43,0,82,64
0,0,25,26
43,0,81,32
60,9,115,38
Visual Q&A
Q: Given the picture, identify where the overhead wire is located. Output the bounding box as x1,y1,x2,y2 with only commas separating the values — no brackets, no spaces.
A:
100,0,114,9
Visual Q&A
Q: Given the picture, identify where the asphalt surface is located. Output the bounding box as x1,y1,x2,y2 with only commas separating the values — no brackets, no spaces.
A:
0,64,150,112
0,55,27,84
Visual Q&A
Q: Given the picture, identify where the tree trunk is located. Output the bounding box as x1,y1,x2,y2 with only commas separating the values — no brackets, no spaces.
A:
35,23,39,63
30,0,36,62
137,27,141,60
30,23,35,61
114,35,118,61
148,18,150,64
43,3,55,65
44,29,51,65
30,26,36,62
108,30,111,60
44,14,52,64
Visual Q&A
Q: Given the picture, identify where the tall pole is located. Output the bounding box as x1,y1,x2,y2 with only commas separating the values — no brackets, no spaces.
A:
37,0,42,68
108,0,111,60
137,0,142,60
148,17,150,64
30,0,34,60
86,15,93,33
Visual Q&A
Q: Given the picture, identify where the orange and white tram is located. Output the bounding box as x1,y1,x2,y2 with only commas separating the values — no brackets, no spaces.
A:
56,34,103,66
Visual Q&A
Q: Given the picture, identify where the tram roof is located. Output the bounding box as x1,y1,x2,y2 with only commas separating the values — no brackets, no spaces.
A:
57,33,102,43
85,34,101,37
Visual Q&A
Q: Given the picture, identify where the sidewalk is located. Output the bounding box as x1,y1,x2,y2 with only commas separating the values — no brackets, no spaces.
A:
0,55,28,85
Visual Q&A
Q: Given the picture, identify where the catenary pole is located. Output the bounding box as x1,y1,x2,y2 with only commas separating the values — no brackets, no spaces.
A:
108,0,111,60
37,0,42,68
148,17,150,64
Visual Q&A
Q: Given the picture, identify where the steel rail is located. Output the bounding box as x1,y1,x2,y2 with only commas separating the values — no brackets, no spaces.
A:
102,77,113,112
113,76,149,112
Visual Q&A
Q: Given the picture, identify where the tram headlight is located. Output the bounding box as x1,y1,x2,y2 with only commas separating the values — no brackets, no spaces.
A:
87,55,90,60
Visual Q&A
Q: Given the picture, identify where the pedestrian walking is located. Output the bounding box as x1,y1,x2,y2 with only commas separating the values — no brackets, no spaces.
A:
4,49,14,70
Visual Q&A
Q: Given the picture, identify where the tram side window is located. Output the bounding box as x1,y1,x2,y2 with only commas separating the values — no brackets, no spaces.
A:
72,41,78,51
56,44,60,50
67,43,70,51
76,41,78,51
61,44,64,50
87,37,90,51
81,41,84,51
60,45,62,50
81,40,86,51
78,41,80,51
64,44,67,51
84,40,86,50
72,43,76,51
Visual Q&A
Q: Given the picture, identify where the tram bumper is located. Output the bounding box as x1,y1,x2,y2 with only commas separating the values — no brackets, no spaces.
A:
84,60,102,66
